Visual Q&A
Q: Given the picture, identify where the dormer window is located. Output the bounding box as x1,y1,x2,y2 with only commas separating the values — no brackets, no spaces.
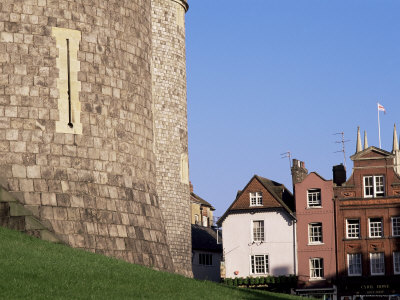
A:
250,192,262,206
307,189,321,208
364,175,385,198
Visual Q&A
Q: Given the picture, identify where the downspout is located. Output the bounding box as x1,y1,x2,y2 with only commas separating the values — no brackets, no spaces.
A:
333,196,338,283
293,218,297,275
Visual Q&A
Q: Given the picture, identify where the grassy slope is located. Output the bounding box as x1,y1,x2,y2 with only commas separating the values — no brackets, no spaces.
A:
0,227,302,299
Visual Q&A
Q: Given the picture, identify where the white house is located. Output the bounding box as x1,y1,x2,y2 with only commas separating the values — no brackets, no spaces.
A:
217,175,297,279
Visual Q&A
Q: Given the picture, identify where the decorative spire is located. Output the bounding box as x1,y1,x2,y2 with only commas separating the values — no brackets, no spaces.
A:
364,131,368,149
393,124,399,152
356,126,362,153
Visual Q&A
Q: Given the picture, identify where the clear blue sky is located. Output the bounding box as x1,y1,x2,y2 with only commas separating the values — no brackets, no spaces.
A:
185,1,400,219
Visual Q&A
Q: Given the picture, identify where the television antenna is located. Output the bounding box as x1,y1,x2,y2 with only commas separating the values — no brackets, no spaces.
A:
280,151,292,170
334,132,350,168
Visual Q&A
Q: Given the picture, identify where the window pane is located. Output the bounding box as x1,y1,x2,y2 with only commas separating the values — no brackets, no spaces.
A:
364,176,373,197
253,220,264,242
375,176,385,196
250,192,263,206
348,253,362,276
307,189,321,207
370,252,385,275
393,217,400,236
394,252,400,274
251,255,269,274
347,219,360,239
310,258,324,278
309,223,323,243
369,218,383,238
199,253,212,266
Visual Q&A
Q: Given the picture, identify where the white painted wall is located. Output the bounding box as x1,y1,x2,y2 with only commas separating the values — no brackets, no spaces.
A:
222,210,295,278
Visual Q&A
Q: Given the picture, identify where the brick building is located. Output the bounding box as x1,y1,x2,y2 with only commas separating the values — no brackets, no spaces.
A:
292,160,336,299
334,127,400,298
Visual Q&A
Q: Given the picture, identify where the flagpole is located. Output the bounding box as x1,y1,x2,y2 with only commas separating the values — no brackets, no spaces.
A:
378,102,381,148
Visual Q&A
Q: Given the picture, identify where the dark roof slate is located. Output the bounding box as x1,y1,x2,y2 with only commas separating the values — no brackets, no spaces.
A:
191,224,222,252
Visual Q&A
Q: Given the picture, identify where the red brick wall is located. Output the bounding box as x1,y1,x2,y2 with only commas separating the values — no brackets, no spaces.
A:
295,172,335,288
335,150,400,280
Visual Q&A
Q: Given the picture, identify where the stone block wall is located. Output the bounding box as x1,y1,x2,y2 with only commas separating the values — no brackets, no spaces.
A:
0,0,175,272
151,0,192,276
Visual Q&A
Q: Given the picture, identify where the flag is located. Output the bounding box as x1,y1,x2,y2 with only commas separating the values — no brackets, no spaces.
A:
378,103,386,114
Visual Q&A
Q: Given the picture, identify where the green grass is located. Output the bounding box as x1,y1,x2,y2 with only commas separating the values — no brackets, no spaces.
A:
0,227,303,299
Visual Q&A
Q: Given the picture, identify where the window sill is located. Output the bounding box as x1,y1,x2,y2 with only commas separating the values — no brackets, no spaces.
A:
308,242,324,246
370,273,385,276
307,206,322,209
348,274,362,277
366,236,385,240
309,278,326,282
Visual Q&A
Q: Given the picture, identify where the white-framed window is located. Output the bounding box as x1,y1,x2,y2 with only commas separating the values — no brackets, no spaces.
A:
307,189,321,207
308,223,323,244
394,252,400,274
202,216,208,227
252,220,265,242
347,253,362,276
310,258,324,279
363,175,385,198
199,253,212,266
250,254,269,274
346,219,360,239
250,192,262,206
369,218,383,238
370,252,385,275
392,217,400,237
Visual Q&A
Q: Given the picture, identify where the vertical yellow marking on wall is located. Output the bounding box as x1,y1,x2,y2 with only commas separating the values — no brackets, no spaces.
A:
176,3,185,28
52,27,82,134
180,153,189,184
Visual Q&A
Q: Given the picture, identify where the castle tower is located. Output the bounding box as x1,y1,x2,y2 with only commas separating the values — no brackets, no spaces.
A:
151,0,192,276
0,0,177,272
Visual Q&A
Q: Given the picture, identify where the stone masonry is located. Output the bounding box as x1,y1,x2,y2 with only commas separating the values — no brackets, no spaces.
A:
151,0,192,276
0,0,192,275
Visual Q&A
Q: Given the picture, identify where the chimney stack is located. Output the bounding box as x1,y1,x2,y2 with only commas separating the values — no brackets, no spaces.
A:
291,159,308,186
333,164,346,186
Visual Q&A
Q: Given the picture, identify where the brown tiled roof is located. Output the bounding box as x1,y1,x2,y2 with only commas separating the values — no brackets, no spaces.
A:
216,175,295,226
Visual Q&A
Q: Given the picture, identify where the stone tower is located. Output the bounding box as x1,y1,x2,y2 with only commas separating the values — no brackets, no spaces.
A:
151,0,192,276
0,0,191,275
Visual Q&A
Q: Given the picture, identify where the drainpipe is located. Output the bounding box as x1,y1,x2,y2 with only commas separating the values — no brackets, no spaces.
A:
333,196,338,283
293,218,297,275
